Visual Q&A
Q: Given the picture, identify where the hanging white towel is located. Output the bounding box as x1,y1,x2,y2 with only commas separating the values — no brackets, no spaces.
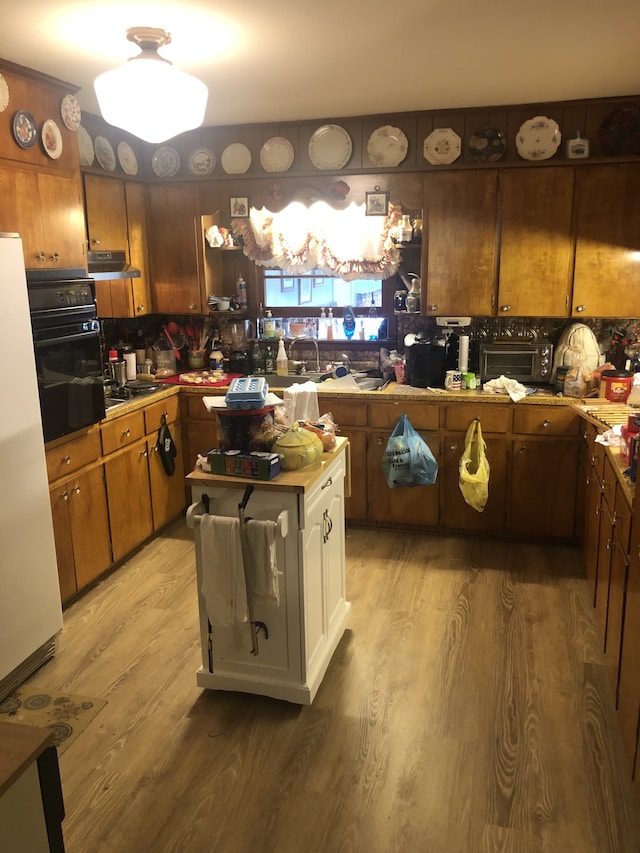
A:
283,381,319,422
245,519,280,605
199,515,248,626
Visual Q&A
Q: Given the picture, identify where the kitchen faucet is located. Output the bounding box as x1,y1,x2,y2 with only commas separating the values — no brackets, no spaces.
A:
288,337,321,373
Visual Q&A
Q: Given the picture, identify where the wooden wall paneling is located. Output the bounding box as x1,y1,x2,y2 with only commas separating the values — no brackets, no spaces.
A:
563,104,589,150
415,114,435,169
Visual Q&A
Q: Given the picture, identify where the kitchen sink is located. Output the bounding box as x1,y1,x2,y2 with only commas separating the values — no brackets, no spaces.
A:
264,373,387,391
264,373,326,388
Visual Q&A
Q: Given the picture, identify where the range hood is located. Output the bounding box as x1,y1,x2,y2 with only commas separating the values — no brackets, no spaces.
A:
87,250,141,280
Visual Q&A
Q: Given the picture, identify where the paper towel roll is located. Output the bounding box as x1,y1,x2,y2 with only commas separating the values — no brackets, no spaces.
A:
458,336,469,373
124,351,137,381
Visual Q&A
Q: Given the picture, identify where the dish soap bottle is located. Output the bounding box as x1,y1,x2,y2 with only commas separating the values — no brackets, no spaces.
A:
343,306,356,340
327,307,334,341
276,337,288,376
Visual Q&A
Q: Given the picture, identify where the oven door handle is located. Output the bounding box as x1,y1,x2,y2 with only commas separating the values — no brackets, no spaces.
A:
34,330,101,347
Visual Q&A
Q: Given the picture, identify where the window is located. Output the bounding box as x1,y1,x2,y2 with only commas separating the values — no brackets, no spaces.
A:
264,268,382,310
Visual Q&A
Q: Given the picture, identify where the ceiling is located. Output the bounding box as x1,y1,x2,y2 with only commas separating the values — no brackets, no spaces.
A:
1,0,639,129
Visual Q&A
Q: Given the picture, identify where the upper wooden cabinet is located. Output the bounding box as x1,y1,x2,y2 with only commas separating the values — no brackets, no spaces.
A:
572,164,640,318
422,171,499,317
497,167,575,317
83,173,128,250
147,182,203,314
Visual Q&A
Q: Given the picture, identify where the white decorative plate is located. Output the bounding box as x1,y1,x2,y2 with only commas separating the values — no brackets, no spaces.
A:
117,141,138,175
152,145,180,177
260,136,294,172
41,119,63,160
516,115,561,161
0,73,9,113
77,125,94,166
188,147,216,176
423,128,462,165
367,125,408,167
308,124,352,170
94,135,116,171
221,142,252,174
60,94,81,131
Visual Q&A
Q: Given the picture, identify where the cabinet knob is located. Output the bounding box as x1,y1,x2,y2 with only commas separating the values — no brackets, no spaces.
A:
123,428,131,438
519,446,527,454
62,490,69,502
50,252,60,262
136,305,145,313
449,442,458,451
429,304,439,312
576,305,585,312
377,437,384,446
321,477,333,490
91,238,101,245
73,484,81,495
64,455,71,465
141,449,148,458
36,251,46,261
542,419,550,428
501,304,511,312
188,303,196,310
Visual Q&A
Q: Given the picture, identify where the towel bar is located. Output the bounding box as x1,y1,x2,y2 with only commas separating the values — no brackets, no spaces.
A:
186,501,289,539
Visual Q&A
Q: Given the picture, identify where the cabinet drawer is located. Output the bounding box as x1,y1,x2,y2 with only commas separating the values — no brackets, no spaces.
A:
445,405,511,433
368,401,440,430
513,406,579,436
46,430,102,482
319,397,367,427
184,393,214,419
101,410,145,454
144,394,180,433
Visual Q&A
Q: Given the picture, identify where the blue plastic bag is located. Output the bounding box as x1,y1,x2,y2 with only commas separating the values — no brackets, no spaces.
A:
382,414,438,488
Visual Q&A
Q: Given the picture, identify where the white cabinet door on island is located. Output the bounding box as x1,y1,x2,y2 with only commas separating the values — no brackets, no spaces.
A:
186,439,351,705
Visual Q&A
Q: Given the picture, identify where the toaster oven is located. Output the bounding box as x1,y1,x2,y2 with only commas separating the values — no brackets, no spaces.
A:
479,341,553,384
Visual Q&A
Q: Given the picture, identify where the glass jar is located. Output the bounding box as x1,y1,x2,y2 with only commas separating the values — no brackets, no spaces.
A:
398,215,413,243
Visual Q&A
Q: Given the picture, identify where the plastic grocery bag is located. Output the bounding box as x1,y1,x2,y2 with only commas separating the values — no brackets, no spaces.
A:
459,419,490,512
382,414,438,488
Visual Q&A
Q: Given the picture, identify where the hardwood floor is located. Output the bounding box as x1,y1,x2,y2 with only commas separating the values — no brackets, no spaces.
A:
33,521,640,852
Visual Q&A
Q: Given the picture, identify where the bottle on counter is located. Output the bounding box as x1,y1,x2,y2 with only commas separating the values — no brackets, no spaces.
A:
326,307,334,341
265,344,275,374
263,309,276,338
236,275,248,310
209,344,224,371
250,340,265,375
276,338,288,376
343,306,356,340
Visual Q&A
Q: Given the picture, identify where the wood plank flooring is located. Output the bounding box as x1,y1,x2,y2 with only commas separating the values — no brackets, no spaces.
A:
31,521,640,852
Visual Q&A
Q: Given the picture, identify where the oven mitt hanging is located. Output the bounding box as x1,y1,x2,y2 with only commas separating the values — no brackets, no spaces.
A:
381,413,438,488
459,419,490,512
156,416,177,477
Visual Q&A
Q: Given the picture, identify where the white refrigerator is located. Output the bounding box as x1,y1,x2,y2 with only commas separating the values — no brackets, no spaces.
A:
0,233,63,700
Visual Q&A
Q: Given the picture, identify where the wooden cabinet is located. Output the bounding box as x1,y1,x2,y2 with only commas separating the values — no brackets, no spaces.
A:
103,437,153,563
422,170,498,316
572,164,640,317
0,168,86,270
181,393,218,475
124,181,152,316
147,182,202,314
509,406,580,539
618,509,640,781
318,397,368,521
84,173,128,250
144,396,186,531
497,168,574,317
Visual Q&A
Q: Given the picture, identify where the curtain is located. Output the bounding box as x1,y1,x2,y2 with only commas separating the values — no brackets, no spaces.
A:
231,201,402,281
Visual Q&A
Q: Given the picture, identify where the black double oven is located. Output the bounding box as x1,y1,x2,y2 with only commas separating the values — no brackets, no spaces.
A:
27,268,105,443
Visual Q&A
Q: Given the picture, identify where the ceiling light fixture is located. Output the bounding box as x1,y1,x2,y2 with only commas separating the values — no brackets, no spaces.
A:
94,27,208,144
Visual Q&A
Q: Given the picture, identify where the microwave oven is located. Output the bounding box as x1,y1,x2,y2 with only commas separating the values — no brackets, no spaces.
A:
478,341,553,384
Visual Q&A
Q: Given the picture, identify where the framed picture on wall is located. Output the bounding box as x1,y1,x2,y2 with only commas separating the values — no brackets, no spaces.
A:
230,196,249,218
365,191,389,216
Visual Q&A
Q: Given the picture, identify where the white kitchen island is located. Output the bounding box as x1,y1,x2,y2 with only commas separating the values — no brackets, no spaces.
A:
186,437,351,704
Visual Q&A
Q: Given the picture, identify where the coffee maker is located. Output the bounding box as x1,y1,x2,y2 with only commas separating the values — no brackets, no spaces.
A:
405,317,472,388
223,319,254,375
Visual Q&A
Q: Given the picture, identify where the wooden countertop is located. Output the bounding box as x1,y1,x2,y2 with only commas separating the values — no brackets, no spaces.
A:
0,722,54,797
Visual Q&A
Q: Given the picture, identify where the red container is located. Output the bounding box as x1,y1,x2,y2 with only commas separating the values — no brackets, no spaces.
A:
600,370,633,403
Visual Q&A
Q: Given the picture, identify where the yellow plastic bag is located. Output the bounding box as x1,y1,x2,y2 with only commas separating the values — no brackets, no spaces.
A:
459,419,490,512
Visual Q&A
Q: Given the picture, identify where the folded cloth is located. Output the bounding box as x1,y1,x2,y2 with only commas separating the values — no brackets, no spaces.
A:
482,375,527,402
199,515,248,626
245,519,280,605
283,381,319,422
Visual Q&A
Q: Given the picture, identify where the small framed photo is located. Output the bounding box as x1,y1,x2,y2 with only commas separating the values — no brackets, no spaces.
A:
230,196,249,218
365,191,389,216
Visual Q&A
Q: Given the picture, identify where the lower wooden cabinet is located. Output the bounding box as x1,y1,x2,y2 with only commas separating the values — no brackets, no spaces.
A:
104,437,154,563
49,464,111,603
617,521,640,782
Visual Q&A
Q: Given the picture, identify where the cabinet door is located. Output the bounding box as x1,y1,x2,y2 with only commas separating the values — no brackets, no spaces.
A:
147,427,186,531
148,182,202,314
605,529,629,703
183,421,218,475
442,431,508,533
583,465,603,606
618,532,640,776
572,164,640,317
36,172,86,269
594,498,614,645
340,427,367,521
83,174,128,251
509,437,579,539
49,482,76,603
104,439,153,562
498,168,574,317
367,429,440,527
423,171,498,316
124,182,152,316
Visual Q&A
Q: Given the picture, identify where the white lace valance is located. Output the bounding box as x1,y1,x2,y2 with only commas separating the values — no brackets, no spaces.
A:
231,201,402,281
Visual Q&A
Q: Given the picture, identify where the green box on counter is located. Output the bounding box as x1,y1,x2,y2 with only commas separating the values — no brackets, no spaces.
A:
208,449,281,480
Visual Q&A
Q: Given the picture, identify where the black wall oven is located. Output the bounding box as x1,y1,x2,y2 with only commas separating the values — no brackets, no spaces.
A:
27,269,105,443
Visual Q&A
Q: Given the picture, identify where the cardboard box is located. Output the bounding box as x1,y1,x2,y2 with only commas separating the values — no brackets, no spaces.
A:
208,449,280,480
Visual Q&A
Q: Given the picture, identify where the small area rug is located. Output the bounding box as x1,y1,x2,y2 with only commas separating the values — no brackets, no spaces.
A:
0,685,106,753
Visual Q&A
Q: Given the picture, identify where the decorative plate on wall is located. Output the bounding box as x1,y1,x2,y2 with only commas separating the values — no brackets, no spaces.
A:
94,135,116,171
151,145,180,177
117,141,138,175
221,142,252,174
260,137,294,172
41,119,63,159
468,127,506,162
77,125,94,166
188,147,216,176
423,128,461,165
60,94,81,131
308,124,352,170
367,125,408,167
12,110,37,149
515,115,561,161
599,107,640,156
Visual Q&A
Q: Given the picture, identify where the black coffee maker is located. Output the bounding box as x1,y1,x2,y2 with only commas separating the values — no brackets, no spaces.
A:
405,331,448,388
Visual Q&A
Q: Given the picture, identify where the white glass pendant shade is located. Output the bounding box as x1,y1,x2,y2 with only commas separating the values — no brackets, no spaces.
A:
94,28,208,143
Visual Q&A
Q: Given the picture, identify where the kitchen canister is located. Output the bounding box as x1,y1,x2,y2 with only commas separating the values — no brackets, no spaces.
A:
600,369,633,403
